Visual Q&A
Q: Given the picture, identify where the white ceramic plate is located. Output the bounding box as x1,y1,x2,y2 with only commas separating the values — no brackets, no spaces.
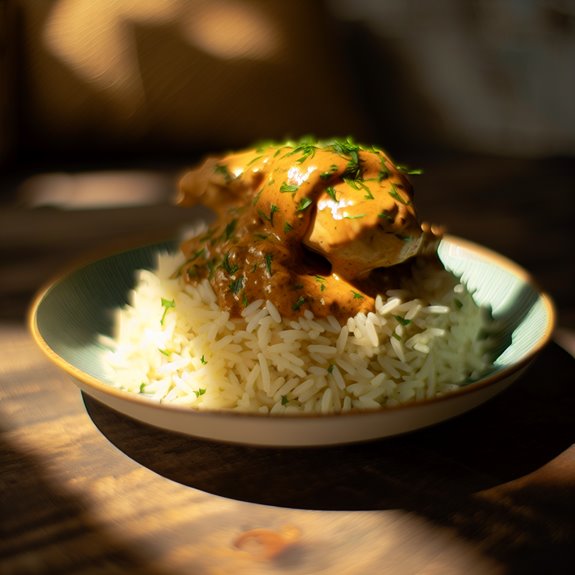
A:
29,236,555,446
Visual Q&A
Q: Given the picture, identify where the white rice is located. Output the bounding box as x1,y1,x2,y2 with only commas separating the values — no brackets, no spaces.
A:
99,250,493,414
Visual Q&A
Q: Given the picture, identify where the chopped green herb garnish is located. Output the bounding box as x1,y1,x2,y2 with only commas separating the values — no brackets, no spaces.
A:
314,275,327,291
327,364,335,374
281,394,289,406
200,355,207,365
351,290,365,299
223,219,237,241
139,382,146,393
269,204,279,225
246,154,263,167
378,158,390,182
391,332,402,341
282,136,317,164
194,388,206,397
252,189,263,206
320,164,338,180
264,253,273,276
283,221,294,233
378,211,393,221
330,136,360,157
207,258,217,279
292,295,306,311
160,297,175,325
159,348,172,356
344,177,374,199
214,163,233,182
326,186,338,202
280,182,299,194
389,184,412,206
296,197,313,212
222,252,239,274
454,298,463,310
394,315,412,326
258,205,279,225
343,213,365,219
343,154,361,180
396,164,423,175
229,276,244,294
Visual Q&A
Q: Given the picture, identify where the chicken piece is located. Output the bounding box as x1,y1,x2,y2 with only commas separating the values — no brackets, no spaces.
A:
301,148,423,279
176,149,266,214
177,138,425,280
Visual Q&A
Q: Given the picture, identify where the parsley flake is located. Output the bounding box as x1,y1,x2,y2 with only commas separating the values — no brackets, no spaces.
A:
280,182,299,194
389,185,412,206
394,315,412,326
222,252,239,275
378,211,393,221
214,163,232,183
292,295,306,311
326,186,338,202
396,164,423,176
223,219,237,241
160,298,175,326
314,275,327,291
229,276,244,295
264,253,273,276
296,197,313,212
320,164,338,180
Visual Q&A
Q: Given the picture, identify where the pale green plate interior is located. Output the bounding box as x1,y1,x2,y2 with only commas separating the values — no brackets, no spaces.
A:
33,237,553,389
438,240,551,368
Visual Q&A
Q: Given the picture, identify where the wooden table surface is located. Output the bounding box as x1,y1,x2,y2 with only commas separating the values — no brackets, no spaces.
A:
1,155,574,574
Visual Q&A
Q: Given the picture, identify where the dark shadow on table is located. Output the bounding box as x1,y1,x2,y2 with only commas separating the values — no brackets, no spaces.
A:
0,425,171,575
84,343,575,575
85,341,575,573
84,341,574,511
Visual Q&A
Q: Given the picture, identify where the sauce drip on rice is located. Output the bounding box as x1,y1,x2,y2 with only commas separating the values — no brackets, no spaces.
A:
176,137,442,322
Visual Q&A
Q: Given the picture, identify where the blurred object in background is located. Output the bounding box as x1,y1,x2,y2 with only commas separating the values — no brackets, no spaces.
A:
329,0,575,157
1,0,574,168
0,0,16,164
5,0,368,168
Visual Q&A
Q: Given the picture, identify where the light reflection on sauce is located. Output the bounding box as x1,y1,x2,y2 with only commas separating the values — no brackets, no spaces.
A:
176,138,440,322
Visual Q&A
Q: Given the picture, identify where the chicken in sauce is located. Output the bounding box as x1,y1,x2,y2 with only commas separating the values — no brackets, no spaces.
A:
175,137,441,322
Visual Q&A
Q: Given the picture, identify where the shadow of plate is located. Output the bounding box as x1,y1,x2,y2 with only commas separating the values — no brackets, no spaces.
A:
84,341,574,512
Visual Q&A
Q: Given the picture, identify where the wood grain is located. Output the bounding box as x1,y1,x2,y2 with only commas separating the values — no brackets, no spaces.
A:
1,324,574,574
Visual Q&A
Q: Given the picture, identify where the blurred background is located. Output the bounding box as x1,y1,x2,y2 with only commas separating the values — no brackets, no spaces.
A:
1,0,574,334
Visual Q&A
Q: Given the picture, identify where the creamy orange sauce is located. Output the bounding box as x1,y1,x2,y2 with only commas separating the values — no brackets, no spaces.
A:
176,138,439,322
